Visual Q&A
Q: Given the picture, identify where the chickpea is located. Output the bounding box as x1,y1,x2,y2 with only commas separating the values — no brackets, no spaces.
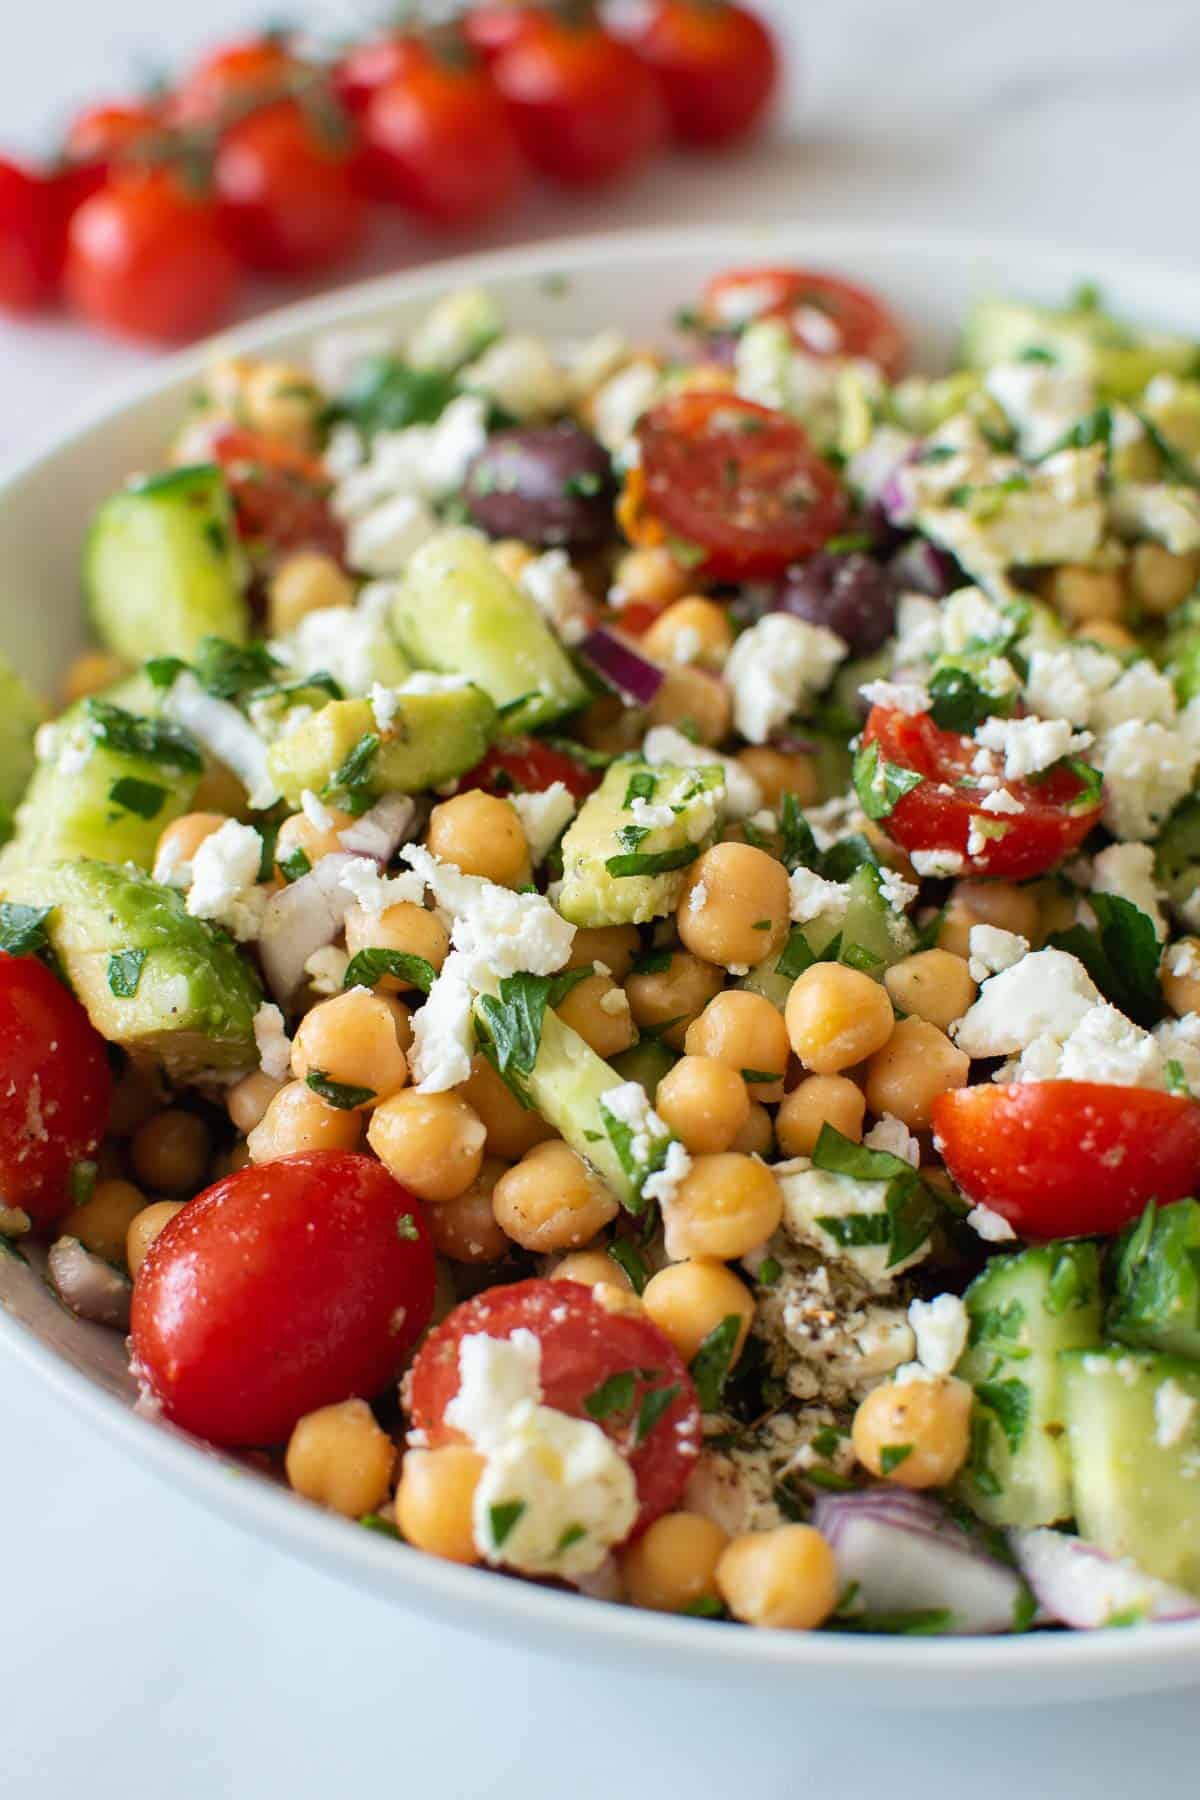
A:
427,790,531,888
613,545,693,610
343,901,450,992
647,665,731,746
564,924,641,981
493,1141,619,1253
131,1110,210,1195
785,964,894,1075
776,1074,865,1158
627,952,723,1051
458,1054,556,1162
654,1056,750,1154
490,538,537,584
267,551,356,636
1041,564,1124,625
852,1374,973,1488
576,692,647,756
126,1200,184,1278
554,972,637,1059
385,995,415,1056
426,1158,512,1264
620,1512,729,1614
285,1398,395,1519
247,1081,364,1163
1162,937,1200,1016
61,1178,146,1266
1073,619,1138,652
367,1090,486,1203
662,1153,783,1262
61,648,125,705
938,879,1040,957
244,361,322,450
106,1058,163,1138
290,987,409,1110
641,597,734,670
716,1525,839,1630
550,1249,634,1294
863,1016,969,1130
884,949,977,1033
1129,543,1200,616
730,1100,773,1157
684,990,790,1102
677,842,791,970
736,746,819,810
152,811,229,884
395,1446,484,1562
192,761,250,817
275,801,357,872
226,1070,286,1137
220,1143,253,1178
642,1259,755,1366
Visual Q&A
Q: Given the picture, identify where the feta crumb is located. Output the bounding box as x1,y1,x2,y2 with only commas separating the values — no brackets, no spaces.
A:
186,820,267,942
369,683,401,734
688,880,708,915
1091,841,1166,939
600,1080,670,1168
878,867,919,913
1014,1002,1164,1089
967,923,1029,985
911,849,966,878
599,987,630,1017
401,844,575,985
979,787,1024,815
253,1003,292,1081
723,614,847,745
346,491,439,576
1155,1378,1198,1450
863,1114,920,1167
519,550,593,646
1096,719,1198,841
301,788,335,834
789,866,851,925
907,1293,969,1376
398,671,471,695
1089,660,1178,734
973,714,1093,781
444,1329,543,1450
892,592,944,665
1169,941,1200,981
966,1204,1018,1243
304,945,350,995
338,856,426,916
951,947,1100,1058
859,679,931,716
641,724,762,819
509,782,576,866
408,950,479,1092
642,1139,693,1210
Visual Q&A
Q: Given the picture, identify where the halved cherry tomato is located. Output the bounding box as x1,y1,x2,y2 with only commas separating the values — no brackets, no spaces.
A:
216,97,365,275
169,36,302,127
0,953,112,1232
626,1,779,148
702,267,909,380
363,58,525,226
0,159,64,314
131,1151,435,1446
211,427,345,564
410,1277,702,1534
933,1082,1200,1240
459,737,600,802
632,392,848,581
861,705,1102,881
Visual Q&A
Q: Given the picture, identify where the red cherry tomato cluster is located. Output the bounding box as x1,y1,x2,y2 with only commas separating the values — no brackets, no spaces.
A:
0,3,781,345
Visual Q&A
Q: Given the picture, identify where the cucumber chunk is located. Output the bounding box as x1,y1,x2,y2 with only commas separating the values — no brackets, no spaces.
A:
1108,1199,1200,1362
610,1038,676,1100
85,466,250,663
267,686,497,808
962,296,1199,398
0,656,46,845
741,863,915,1010
956,1242,1102,1527
556,760,724,928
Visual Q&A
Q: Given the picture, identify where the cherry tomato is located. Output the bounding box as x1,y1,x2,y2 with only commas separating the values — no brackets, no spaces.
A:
334,33,427,116
216,98,365,275
459,737,600,802
861,705,1102,882
131,1151,435,1446
363,59,525,226
0,954,112,1232
64,169,239,344
491,13,665,188
210,427,345,564
410,1277,701,1534
626,1,779,148
0,159,64,314
59,100,162,213
170,36,302,127
463,5,548,63
932,1082,1200,1240
631,392,848,581
702,267,909,379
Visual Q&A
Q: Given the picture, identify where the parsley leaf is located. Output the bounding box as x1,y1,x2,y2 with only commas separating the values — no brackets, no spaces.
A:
107,949,146,998
108,776,167,820
623,769,658,808
689,1315,743,1412
305,1071,375,1109
1049,893,1162,1027
322,732,380,815
774,924,815,982
584,1370,638,1419
880,1444,914,1475
812,1124,939,1268
604,844,701,879
852,739,923,822
83,700,203,773
332,355,460,436
779,791,820,872
476,968,590,1079
395,1213,419,1241
636,1383,680,1445
488,1500,525,1549
359,1511,401,1540
190,636,281,700
975,1377,1031,1455
0,903,53,959
343,948,436,995
606,1239,649,1295
928,665,1008,735
278,847,312,884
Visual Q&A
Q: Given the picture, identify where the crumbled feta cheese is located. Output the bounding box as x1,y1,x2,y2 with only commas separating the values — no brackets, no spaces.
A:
774,1158,931,1289
1091,841,1166,938
1169,941,1200,982
979,787,1024,815
409,950,479,1092
304,945,350,994
859,678,931,715
301,788,335,834
878,867,919,913
973,714,1093,781
599,986,630,1017
907,1293,969,1375
1090,660,1178,734
641,725,763,820
1155,1378,1198,1450
789,866,851,925
401,844,575,985
1109,482,1200,554
1096,719,1198,841
589,358,662,457
910,849,966,877
338,855,426,916
984,361,1096,459
688,880,708,914
444,1329,543,1449
967,923,1029,985
892,592,944,666
1016,1002,1164,1089
1024,645,1120,728
600,1080,670,1168
628,796,677,832
509,781,576,866
951,947,1100,1058
347,491,439,577
276,582,398,697
519,550,592,645
847,425,917,505
332,395,488,515
723,614,847,745
398,672,471,696
464,334,569,421
863,1114,920,1167
253,1003,292,1081
642,1139,693,1210
369,683,401,734
966,1203,1017,1243
186,820,267,942
940,586,1011,654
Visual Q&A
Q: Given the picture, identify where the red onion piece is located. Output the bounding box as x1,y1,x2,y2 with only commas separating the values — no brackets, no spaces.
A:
578,626,665,707
258,852,357,1003
889,537,958,598
48,1237,132,1329
1010,1528,1200,1630
337,793,419,864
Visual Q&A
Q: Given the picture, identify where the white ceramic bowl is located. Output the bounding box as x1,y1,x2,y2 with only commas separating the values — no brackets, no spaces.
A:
3,224,1199,1706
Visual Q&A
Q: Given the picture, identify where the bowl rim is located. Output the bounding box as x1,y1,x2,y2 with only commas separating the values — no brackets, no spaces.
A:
4,218,1200,1688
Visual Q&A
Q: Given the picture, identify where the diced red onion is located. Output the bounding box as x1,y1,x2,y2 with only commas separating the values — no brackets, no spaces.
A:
337,793,420,864
1010,1528,1200,1630
772,733,820,757
877,470,914,528
258,852,357,1003
888,537,957,598
578,627,665,707
48,1237,131,1329
812,1487,1028,1635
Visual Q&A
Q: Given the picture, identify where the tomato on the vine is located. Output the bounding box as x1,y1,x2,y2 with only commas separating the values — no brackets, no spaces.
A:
462,4,548,63
216,97,365,275
64,168,238,344
459,736,600,802
363,55,525,226
702,266,910,379
491,11,665,188
60,100,162,211
333,33,427,117
0,953,112,1232
626,1,779,147
210,427,345,564
169,36,302,127
933,1082,1200,1240
0,159,63,314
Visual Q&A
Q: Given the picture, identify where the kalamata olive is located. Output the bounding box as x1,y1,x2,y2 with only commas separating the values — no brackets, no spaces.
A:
773,551,897,655
463,422,615,548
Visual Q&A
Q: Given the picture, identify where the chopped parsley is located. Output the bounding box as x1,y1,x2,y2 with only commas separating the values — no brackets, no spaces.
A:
476,967,591,1080
322,731,381,815
606,1239,649,1295
343,948,436,995
689,1314,744,1412
584,1369,638,1420
879,1443,914,1475
604,844,700,879
305,1071,376,1110
975,1377,1031,1455
83,700,203,773
635,1383,680,1445
107,949,147,998
0,902,53,959
488,1500,525,1550
1049,892,1162,1027
108,776,168,820
395,1213,419,1241
278,847,312,884
851,739,923,822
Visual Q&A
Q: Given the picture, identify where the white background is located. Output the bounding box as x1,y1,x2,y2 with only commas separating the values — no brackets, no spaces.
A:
3,3,1199,1793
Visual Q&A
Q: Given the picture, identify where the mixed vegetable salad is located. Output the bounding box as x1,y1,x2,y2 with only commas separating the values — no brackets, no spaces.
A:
4,264,1200,1637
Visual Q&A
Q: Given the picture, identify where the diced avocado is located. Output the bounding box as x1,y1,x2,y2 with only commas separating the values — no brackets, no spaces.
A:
85,465,250,664
610,1038,676,1100
408,287,504,373
961,295,1199,398
1107,1199,1200,1362
742,863,916,1011
392,530,589,731
1,860,262,1078
1,700,202,874
955,1243,1102,1528
267,685,497,809
1060,1346,1200,1596
1154,793,1200,908
556,760,723,928
0,655,46,844
890,370,989,434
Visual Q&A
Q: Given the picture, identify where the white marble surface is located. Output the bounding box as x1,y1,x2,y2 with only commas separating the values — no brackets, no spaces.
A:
3,3,1200,1794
